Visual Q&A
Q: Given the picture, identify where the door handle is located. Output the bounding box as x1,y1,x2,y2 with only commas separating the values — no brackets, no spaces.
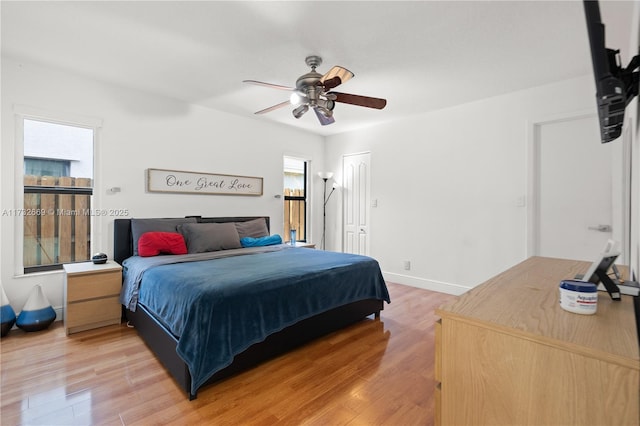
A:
360,228,366,233
587,224,612,232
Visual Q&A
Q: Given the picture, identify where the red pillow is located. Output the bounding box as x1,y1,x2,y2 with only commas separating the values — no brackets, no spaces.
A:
138,232,188,257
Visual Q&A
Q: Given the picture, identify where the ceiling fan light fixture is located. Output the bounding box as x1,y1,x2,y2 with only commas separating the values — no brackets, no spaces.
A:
292,104,308,119
289,92,302,105
316,105,333,118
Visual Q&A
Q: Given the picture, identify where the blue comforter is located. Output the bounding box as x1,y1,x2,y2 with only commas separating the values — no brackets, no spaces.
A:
122,247,390,395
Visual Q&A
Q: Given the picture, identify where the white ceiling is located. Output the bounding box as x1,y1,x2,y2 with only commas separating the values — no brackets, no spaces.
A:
2,1,637,136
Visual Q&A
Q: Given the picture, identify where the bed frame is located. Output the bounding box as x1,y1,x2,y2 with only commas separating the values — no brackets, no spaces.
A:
114,216,384,400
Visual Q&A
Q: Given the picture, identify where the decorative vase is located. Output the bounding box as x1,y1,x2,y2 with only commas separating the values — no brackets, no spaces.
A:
1,285,16,337
16,285,56,332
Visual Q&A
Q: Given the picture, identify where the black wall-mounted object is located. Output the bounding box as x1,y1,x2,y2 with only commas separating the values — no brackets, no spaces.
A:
583,0,639,143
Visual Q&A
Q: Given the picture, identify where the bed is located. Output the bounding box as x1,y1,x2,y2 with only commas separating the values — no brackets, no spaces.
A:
114,216,390,400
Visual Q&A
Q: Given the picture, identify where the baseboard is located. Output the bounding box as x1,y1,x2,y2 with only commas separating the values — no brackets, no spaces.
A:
54,306,63,322
382,272,470,296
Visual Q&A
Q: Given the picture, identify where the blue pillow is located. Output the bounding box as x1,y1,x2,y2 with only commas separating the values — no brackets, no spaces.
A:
240,234,282,247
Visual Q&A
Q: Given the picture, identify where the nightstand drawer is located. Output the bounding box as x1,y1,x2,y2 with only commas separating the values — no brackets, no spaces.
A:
67,270,121,302
66,296,121,328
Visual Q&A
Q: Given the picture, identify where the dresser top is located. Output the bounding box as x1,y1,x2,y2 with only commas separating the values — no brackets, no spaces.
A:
436,256,639,367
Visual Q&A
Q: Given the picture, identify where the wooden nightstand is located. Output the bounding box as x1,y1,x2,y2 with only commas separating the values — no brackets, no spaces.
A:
293,242,315,249
63,261,122,335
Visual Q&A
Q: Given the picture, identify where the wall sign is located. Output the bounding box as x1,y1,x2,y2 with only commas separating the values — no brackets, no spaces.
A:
146,168,263,196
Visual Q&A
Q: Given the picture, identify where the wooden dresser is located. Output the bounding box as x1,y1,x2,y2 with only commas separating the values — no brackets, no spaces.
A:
435,256,639,425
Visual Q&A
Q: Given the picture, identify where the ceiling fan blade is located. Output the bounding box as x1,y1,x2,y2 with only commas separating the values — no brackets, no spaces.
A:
243,80,294,91
330,92,387,110
255,100,290,115
314,108,335,126
321,66,354,87
322,76,342,91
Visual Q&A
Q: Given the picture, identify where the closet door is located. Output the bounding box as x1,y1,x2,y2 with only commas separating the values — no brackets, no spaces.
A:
343,152,371,255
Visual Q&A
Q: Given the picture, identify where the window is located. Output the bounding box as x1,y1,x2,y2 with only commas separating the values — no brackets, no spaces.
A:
22,118,94,273
284,158,307,243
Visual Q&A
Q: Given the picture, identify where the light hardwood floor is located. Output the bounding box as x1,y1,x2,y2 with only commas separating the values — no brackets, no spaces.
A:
1,283,456,425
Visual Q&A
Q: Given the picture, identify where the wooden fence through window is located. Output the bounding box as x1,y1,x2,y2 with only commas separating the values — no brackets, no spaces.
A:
23,175,92,267
284,188,306,242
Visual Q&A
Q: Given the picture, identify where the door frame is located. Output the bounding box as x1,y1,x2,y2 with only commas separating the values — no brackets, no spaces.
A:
526,109,631,263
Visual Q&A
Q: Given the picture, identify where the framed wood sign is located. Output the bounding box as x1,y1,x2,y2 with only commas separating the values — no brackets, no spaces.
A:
146,168,263,196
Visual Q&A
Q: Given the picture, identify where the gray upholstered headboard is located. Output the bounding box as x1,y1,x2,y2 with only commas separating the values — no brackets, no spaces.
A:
113,216,270,265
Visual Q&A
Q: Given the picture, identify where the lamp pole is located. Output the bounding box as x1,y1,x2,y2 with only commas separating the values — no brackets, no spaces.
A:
321,178,336,250
321,177,328,250
318,171,335,250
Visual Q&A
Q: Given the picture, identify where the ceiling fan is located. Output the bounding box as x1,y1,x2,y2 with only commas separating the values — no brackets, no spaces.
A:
243,55,387,126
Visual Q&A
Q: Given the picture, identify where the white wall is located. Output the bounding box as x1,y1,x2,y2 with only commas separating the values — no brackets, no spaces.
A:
325,74,629,294
1,57,325,317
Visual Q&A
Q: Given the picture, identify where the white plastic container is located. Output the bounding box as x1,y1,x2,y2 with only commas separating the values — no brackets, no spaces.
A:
559,280,598,315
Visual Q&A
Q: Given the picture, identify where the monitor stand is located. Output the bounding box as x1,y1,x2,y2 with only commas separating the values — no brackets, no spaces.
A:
596,269,621,300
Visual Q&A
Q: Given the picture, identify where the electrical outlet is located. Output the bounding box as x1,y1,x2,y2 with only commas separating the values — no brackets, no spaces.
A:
403,260,411,270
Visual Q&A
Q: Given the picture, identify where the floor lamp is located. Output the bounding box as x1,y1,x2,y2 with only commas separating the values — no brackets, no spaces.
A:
318,172,336,250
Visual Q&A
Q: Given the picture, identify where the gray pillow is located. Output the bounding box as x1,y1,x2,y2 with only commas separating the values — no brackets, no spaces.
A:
235,218,269,239
179,222,241,253
131,217,197,256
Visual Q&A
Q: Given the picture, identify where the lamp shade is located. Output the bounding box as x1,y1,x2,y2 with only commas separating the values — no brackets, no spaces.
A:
318,171,334,180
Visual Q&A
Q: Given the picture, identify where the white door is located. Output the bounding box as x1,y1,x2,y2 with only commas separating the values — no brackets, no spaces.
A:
534,114,615,261
343,153,371,255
